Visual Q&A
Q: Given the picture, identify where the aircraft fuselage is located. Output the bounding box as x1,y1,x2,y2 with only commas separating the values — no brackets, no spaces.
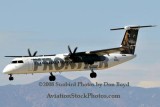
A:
3,53,136,75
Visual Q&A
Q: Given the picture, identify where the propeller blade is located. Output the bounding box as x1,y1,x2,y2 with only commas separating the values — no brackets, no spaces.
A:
33,51,38,56
68,45,72,55
28,49,32,57
73,47,78,54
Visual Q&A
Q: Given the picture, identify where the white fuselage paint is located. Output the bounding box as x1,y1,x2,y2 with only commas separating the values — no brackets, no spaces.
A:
3,53,136,75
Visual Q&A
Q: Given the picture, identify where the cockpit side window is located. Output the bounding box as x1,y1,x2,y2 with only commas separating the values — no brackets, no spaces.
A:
18,60,24,63
11,61,17,64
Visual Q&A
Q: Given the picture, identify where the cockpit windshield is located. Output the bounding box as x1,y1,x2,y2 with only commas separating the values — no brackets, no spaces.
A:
11,60,24,64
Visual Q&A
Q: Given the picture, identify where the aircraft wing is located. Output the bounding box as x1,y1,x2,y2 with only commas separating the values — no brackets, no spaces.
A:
76,47,125,56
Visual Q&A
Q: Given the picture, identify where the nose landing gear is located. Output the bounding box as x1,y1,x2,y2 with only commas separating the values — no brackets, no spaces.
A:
49,72,56,81
9,74,14,81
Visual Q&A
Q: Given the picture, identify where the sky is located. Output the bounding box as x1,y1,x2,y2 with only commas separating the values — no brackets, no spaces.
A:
0,0,159,88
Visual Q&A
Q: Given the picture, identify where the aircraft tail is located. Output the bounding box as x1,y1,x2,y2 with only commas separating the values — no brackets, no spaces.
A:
111,25,156,54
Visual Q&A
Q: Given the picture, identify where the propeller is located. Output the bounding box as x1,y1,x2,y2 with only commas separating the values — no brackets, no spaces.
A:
28,49,38,57
68,45,77,55
65,45,78,60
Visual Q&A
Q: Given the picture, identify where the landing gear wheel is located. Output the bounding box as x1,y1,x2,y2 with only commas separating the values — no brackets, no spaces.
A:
90,72,97,78
49,72,56,81
49,75,56,81
9,74,14,81
89,66,97,78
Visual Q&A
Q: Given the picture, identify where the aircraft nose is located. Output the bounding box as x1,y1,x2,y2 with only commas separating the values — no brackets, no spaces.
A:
3,65,13,74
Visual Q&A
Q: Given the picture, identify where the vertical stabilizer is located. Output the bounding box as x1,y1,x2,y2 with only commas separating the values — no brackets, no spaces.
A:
111,25,156,54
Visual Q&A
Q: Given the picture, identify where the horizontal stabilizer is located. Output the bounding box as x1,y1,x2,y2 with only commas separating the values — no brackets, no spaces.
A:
110,25,156,31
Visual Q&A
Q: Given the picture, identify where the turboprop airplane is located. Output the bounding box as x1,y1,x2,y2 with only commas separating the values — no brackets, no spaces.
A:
3,25,155,81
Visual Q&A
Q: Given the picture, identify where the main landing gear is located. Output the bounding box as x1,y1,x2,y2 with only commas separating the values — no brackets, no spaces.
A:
49,72,56,81
9,74,14,81
90,67,97,78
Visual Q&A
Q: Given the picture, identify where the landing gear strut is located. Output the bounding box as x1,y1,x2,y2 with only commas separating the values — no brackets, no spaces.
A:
9,74,14,81
49,72,56,81
90,67,97,78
